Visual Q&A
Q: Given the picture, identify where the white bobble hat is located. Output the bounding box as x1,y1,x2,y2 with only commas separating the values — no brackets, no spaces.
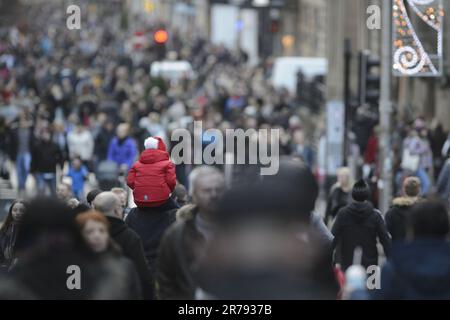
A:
144,137,159,150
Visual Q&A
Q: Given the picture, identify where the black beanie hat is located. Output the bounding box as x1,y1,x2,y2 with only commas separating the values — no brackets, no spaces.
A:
352,179,370,202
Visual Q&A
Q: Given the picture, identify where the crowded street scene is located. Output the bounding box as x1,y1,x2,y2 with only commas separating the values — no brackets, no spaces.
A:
0,0,450,303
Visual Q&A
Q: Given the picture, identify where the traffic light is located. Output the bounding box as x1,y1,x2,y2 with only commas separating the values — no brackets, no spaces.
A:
154,29,168,44
358,50,380,106
153,29,168,60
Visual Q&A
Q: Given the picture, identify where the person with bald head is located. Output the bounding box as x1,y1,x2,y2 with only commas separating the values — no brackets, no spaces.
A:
156,166,226,300
93,192,155,299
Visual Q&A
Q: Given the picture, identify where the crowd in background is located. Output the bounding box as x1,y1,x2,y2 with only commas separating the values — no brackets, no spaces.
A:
0,1,319,203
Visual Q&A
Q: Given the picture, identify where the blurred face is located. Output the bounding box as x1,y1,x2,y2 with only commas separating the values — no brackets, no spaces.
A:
41,131,51,142
11,203,25,221
338,171,349,187
117,125,128,139
72,158,82,170
114,192,127,210
82,220,109,253
57,184,72,200
193,174,225,217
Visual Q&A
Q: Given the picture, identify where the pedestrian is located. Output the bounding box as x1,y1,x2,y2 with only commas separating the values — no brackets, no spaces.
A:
31,129,63,196
11,197,115,299
75,210,142,299
127,136,176,208
86,188,102,207
93,192,155,299
67,157,89,200
107,123,138,173
111,187,130,218
94,118,115,164
331,179,391,271
56,182,73,203
401,128,431,194
0,200,26,271
193,161,339,299
125,200,178,278
373,200,450,299
156,166,225,299
8,111,33,196
67,122,94,168
436,150,450,206
324,167,352,226
173,183,189,207
291,129,314,168
385,177,422,242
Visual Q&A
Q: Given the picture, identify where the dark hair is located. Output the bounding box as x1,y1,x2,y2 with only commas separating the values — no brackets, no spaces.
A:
86,189,102,206
352,179,371,202
409,200,450,239
0,199,27,233
14,197,89,255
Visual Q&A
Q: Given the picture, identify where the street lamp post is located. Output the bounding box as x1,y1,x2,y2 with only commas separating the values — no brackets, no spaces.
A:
379,0,393,213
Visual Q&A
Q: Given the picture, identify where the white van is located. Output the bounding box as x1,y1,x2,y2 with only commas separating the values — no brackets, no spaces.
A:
270,57,328,95
150,60,196,82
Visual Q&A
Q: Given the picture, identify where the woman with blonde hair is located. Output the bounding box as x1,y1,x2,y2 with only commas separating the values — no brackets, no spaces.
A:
324,167,353,226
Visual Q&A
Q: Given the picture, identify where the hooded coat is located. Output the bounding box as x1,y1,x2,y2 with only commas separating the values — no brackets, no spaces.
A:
385,197,420,242
127,137,176,208
331,201,391,271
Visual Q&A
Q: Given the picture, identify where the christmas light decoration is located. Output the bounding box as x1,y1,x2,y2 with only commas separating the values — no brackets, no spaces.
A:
392,0,444,77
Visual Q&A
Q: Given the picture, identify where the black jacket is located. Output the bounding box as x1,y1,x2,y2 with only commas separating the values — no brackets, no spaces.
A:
373,239,450,299
325,186,350,223
94,127,114,161
331,201,391,271
31,140,63,173
385,197,420,242
107,216,155,299
125,199,178,275
156,204,206,300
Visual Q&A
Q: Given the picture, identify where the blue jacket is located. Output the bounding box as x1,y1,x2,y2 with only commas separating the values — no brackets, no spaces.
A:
373,239,450,300
67,165,88,192
107,137,138,171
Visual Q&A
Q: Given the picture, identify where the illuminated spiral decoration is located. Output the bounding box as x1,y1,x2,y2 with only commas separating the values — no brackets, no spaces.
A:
393,46,427,75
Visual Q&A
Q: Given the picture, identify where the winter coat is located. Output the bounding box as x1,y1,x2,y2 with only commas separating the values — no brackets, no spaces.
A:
156,204,206,300
107,216,155,300
67,165,89,194
107,136,137,170
325,186,351,223
127,138,176,208
11,246,138,299
125,199,178,276
0,222,19,270
373,239,450,299
31,140,63,173
385,197,420,242
331,201,391,271
94,127,114,161
67,129,94,161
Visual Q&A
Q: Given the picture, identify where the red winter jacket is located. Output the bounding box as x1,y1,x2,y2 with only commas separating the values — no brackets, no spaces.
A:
127,137,176,207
